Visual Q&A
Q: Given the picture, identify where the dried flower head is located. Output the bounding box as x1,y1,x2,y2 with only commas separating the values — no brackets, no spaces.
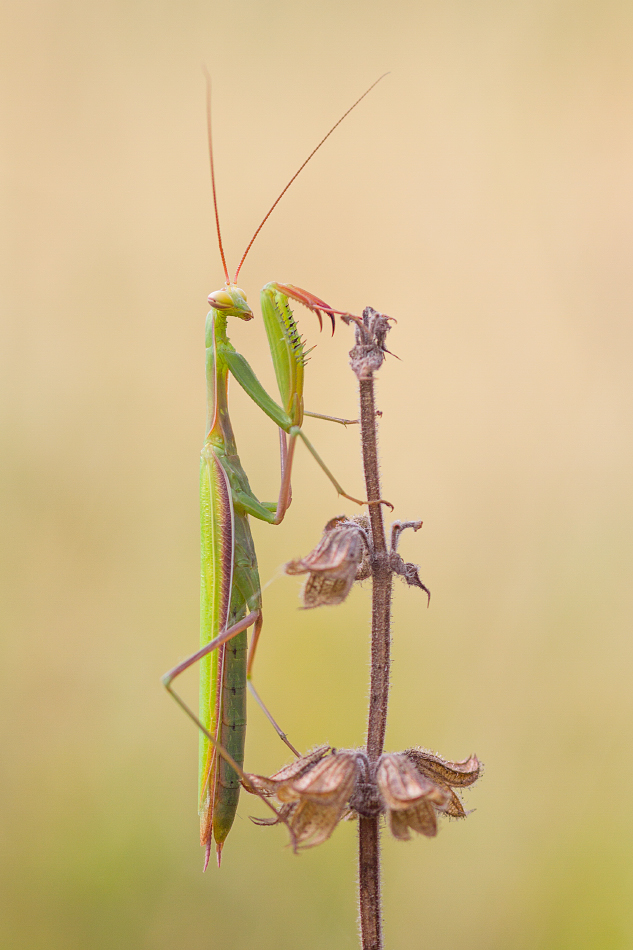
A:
245,746,480,850
343,306,395,379
286,514,431,609
285,516,371,608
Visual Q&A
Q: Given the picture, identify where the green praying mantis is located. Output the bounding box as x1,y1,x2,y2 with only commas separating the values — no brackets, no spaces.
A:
163,74,386,869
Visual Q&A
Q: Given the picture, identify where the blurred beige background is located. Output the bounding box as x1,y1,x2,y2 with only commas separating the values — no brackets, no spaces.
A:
2,0,633,947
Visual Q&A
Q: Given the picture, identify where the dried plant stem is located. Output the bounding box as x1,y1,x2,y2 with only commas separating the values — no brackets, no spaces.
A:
358,814,382,950
352,311,394,950
359,377,392,762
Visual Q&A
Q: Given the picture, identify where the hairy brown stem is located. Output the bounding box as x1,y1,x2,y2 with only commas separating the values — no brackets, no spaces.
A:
348,308,394,950
358,815,382,950
359,377,392,763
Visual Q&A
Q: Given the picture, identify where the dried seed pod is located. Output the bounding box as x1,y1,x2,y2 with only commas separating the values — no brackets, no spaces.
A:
403,749,481,788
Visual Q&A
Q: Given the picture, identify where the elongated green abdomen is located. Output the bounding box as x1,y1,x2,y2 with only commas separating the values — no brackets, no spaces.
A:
211,492,263,845
199,447,234,851
211,628,247,844
199,444,261,855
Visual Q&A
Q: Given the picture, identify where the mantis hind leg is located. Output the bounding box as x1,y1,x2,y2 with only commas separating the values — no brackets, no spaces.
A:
246,611,300,757
162,611,293,865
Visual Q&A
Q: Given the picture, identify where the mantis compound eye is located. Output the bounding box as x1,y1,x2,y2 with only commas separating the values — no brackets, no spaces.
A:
208,289,234,310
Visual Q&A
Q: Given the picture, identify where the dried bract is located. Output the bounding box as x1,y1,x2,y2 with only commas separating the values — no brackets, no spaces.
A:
247,744,331,796
403,748,481,819
389,520,430,603
285,516,371,608
389,552,431,603
247,747,361,850
377,754,451,839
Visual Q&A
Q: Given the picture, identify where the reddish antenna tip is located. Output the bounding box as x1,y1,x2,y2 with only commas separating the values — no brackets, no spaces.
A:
216,842,223,867
233,73,389,283
202,840,211,872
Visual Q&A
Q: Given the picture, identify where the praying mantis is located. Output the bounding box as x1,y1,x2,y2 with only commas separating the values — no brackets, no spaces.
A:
163,75,386,869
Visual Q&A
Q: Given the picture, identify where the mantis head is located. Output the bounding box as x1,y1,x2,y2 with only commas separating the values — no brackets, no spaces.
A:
205,75,388,320
207,285,253,321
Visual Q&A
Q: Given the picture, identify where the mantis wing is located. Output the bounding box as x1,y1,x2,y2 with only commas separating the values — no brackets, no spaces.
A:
199,446,234,850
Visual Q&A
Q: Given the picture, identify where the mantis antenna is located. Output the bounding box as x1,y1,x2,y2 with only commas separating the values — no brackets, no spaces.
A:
203,66,230,285
202,68,388,286
233,73,389,283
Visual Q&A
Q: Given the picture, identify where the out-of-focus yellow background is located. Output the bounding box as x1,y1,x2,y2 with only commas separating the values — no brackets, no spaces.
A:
2,1,632,947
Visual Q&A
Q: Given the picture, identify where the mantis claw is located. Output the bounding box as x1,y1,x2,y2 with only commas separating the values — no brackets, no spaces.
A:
270,282,337,334
367,498,394,511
